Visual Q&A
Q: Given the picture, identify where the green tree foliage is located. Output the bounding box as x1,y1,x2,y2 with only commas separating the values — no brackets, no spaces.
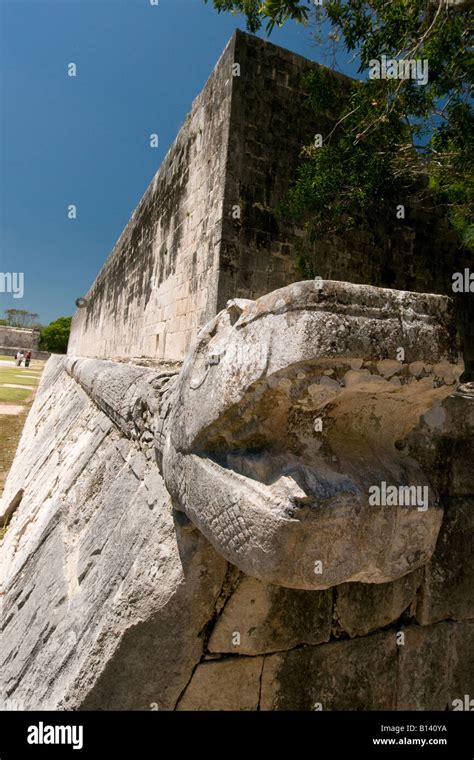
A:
208,0,310,32
3,308,40,328
207,1,473,250
39,316,72,354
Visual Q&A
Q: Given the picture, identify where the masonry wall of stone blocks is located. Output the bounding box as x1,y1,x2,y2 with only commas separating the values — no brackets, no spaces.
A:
217,31,473,376
68,30,472,373
68,35,237,363
0,325,40,350
217,31,346,309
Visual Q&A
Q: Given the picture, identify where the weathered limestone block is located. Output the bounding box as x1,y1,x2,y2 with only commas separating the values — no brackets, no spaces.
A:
409,385,474,624
335,571,423,638
397,620,474,711
78,525,227,711
164,280,463,589
177,658,263,711
397,623,451,710
208,576,332,655
64,357,178,464
260,631,397,710
416,498,474,625
447,620,474,708
407,384,474,497
65,357,175,435
0,358,227,710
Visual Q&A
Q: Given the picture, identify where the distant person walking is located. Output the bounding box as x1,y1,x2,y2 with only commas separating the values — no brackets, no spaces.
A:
15,350,24,366
25,351,32,368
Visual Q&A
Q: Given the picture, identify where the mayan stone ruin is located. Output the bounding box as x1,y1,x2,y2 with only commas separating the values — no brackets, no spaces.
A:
0,30,473,712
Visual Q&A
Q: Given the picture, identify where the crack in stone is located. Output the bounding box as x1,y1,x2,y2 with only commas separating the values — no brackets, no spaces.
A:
173,563,241,709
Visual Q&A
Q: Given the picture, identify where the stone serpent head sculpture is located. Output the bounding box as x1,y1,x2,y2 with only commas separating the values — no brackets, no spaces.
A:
68,280,464,591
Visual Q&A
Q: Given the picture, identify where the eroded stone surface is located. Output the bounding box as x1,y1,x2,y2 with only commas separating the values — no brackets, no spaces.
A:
0,357,227,710
177,658,263,711
448,620,474,708
409,388,474,625
397,623,451,710
260,631,397,710
416,498,474,625
397,620,474,711
335,571,423,638
208,576,332,655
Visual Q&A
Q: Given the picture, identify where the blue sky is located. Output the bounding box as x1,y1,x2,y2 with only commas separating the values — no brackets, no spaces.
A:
0,0,359,325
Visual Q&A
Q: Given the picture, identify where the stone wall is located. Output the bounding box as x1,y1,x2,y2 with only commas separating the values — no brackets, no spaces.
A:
218,31,474,376
0,326,40,351
218,32,350,306
68,34,236,363
68,30,473,374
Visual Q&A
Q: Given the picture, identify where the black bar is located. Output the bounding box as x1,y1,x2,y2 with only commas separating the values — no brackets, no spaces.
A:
0,711,472,758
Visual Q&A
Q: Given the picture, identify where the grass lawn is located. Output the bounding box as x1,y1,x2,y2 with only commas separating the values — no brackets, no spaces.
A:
0,406,30,538
0,366,41,383
0,387,32,403
0,364,42,403
0,405,30,495
0,360,46,528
